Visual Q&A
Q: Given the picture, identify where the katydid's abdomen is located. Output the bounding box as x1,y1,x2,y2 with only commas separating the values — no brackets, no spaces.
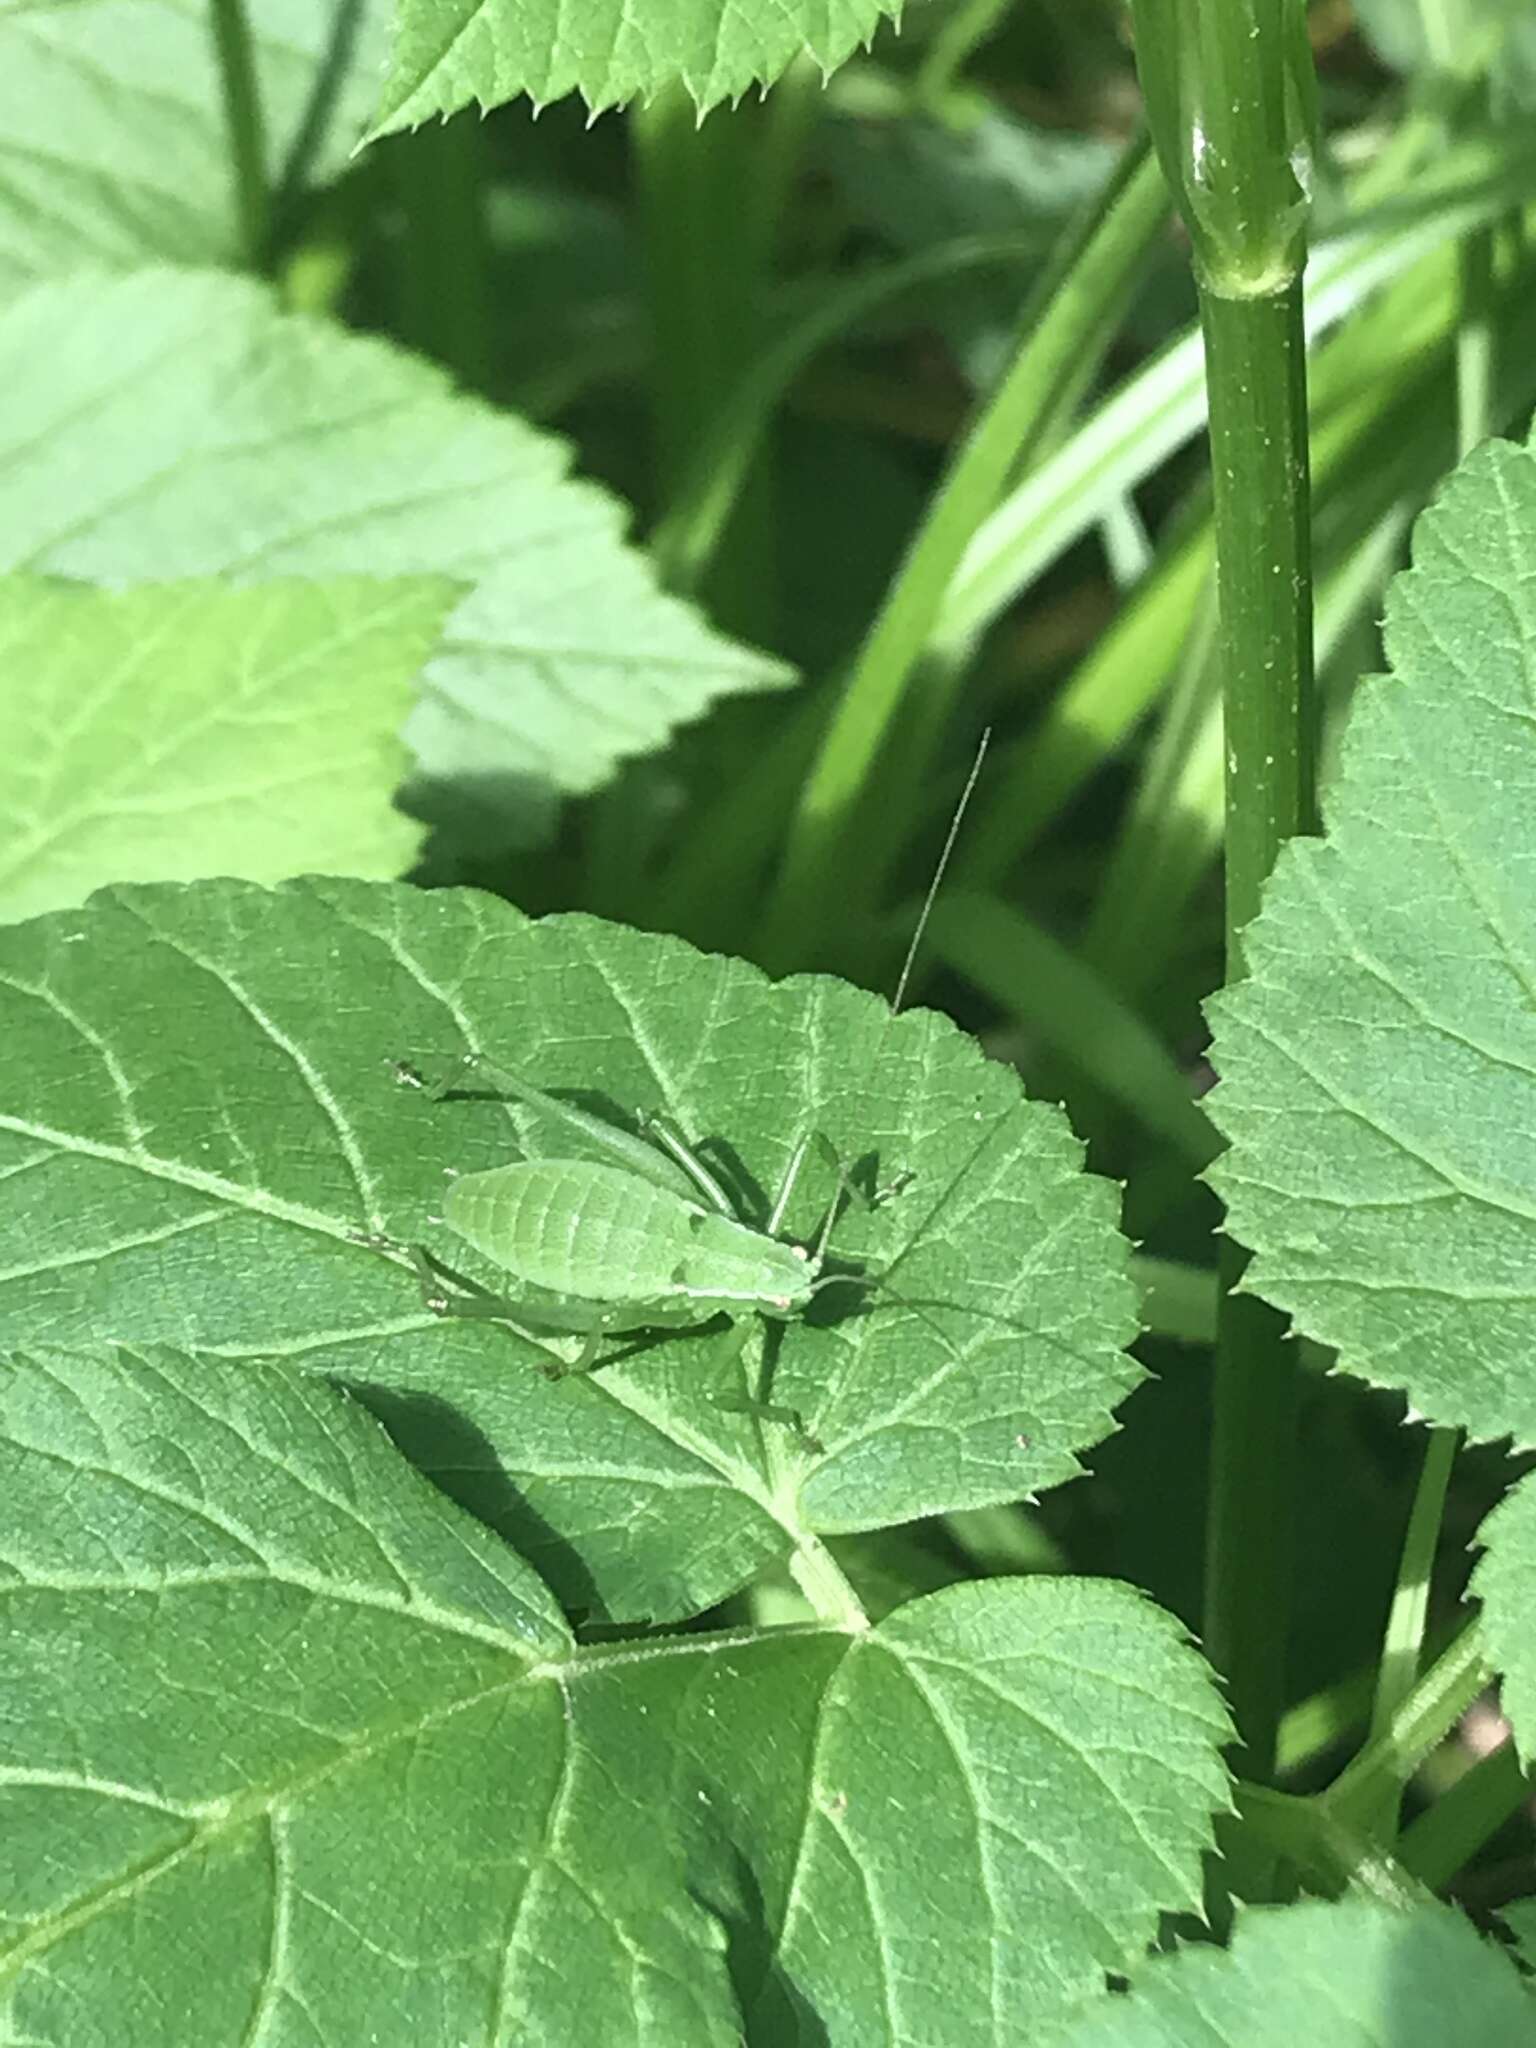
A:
443,1158,815,1313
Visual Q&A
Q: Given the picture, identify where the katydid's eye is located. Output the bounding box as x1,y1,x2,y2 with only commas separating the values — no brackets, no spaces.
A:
791,1245,810,1263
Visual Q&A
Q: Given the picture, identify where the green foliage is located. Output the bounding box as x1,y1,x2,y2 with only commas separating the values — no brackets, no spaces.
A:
0,879,1139,1620
1207,419,1536,1448
0,270,789,847
1353,0,1536,93
1050,1896,1532,2046
374,0,903,129
1,1345,1229,2044
0,575,454,921
0,0,389,282
5,0,1536,2034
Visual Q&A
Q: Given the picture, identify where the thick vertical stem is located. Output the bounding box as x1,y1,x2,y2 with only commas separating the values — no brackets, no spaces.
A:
1131,0,1319,1781
1205,288,1317,963
209,0,269,270
1203,282,1316,1784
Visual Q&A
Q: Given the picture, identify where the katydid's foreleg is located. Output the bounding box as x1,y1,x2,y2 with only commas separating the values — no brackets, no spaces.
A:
765,1132,816,1237
770,1130,912,1253
807,1131,913,1212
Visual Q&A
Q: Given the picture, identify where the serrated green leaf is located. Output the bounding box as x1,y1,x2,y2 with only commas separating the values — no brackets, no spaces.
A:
1469,1472,1536,1766
0,1346,1229,2046
1206,418,1536,1446
0,877,1140,1623
0,268,790,845
0,1345,732,2047
0,0,390,285
0,574,455,923
1498,1897,1536,1973
373,0,903,131
1049,1895,1531,2046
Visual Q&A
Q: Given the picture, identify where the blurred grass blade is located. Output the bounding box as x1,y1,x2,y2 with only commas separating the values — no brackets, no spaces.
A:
940,137,1536,649
651,232,1042,596
923,892,1218,1169
757,137,1168,970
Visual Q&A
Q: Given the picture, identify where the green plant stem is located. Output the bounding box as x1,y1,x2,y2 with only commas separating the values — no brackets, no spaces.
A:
916,0,1012,110
1276,1664,1377,1776
788,1531,869,1631
1131,0,1320,1783
633,89,753,500
1231,1786,1423,1908
1133,1257,1218,1346
1399,1739,1531,1891
1370,1430,1459,1740
209,0,270,270
1204,288,1318,968
386,117,494,392
1324,1622,1493,1837
756,136,1167,972
1456,227,1496,455
1348,1425,1460,1845
1201,280,1317,1783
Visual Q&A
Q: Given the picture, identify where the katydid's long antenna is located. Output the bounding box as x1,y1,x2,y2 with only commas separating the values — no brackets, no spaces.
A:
890,728,991,1018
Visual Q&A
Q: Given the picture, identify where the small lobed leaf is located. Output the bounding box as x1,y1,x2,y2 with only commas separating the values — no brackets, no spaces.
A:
0,574,456,923
372,0,904,131
0,875,1141,1624
0,1346,1230,2046
0,0,391,286
1206,416,1536,1447
0,268,790,845
1047,1895,1532,2046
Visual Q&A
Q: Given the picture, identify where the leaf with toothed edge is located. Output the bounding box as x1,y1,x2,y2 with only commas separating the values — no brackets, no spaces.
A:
0,574,457,925
1206,415,1536,1451
0,0,392,288
0,874,1140,1626
0,267,791,852
370,0,905,133
0,1344,1231,2047
1049,1894,1533,2047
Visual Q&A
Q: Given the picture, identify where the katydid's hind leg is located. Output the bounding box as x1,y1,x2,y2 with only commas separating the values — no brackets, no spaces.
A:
400,1244,531,1322
399,1245,622,1379
417,1053,705,1205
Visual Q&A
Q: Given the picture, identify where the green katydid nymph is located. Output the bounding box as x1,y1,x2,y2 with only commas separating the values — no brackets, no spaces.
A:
362,737,990,1435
